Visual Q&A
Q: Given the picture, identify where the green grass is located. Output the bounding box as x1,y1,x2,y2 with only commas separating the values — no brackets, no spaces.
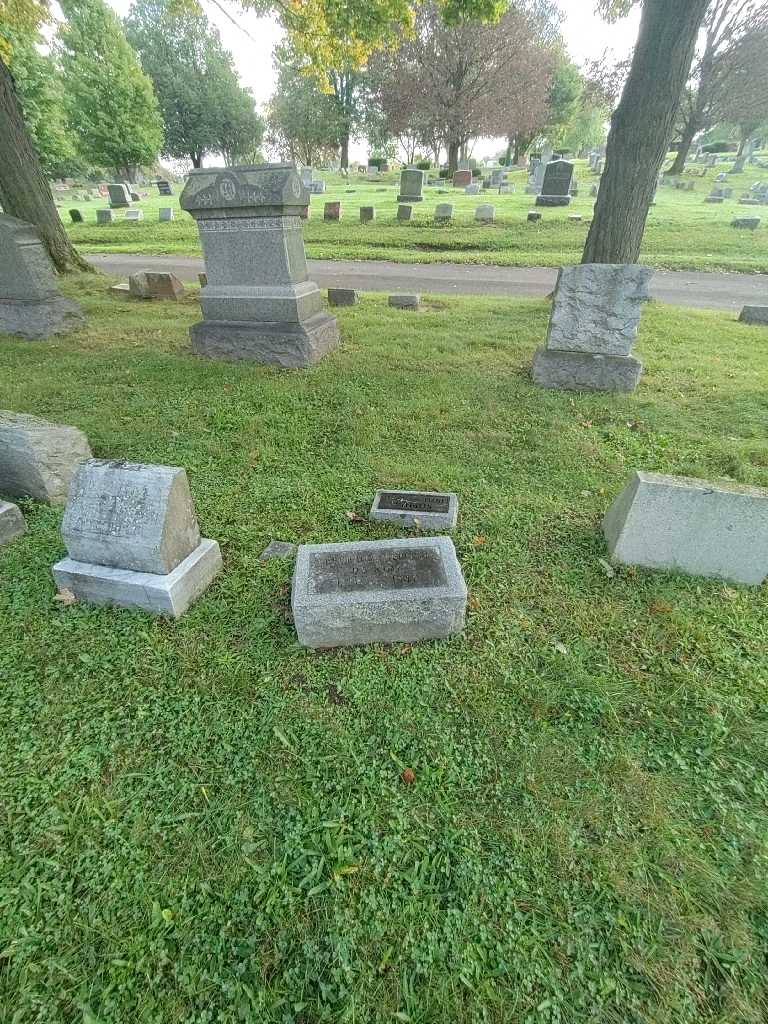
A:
63,160,768,273
1,276,768,1023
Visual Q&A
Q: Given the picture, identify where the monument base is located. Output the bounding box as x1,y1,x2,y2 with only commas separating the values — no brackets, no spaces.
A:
396,195,424,203
53,538,222,619
0,296,84,340
532,347,643,393
535,195,571,207
190,311,340,368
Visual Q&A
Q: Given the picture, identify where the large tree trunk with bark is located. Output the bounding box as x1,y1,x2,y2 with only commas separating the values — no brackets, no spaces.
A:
447,139,460,174
0,56,91,274
668,115,698,175
340,134,349,170
582,0,710,265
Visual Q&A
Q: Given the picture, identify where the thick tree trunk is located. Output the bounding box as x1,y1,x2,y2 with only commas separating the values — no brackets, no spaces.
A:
514,137,529,165
447,139,460,174
190,152,203,169
669,116,698,175
504,137,513,163
340,134,349,170
582,0,710,265
0,56,90,274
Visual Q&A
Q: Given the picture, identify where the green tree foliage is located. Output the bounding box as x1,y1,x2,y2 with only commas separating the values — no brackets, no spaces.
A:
544,55,584,146
266,46,347,165
125,0,263,168
57,0,163,180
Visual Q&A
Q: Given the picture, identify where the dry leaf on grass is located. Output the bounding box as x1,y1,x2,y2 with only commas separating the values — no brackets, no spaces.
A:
54,589,77,606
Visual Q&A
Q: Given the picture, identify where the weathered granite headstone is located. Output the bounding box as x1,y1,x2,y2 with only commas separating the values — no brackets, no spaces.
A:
464,183,480,195
0,411,92,503
53,459,222,616
397,205,413,221
324,201,341,221
108,183,132,208
370,490,458,530
435,203,453,222
128,271,185,301
96,209,114,224
536,160,574,207
291,536,467,648
739,305,768,325
397,168,425,203
359,206,375,222
69,209,83,223
156,180,173,196
180,164,339,367
731,216,761,229
389,293,420,309
475,204,495,223
527,211,542,222
532,263,652,393
0,500,26,546
159,207,174,221
603,471,768,586
453,170,472,188
328,288,358,307
0,216,84,339
125,209,143,222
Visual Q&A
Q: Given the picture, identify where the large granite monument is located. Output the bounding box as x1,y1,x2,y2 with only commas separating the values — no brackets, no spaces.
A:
180,164,339,367
0,216,84,339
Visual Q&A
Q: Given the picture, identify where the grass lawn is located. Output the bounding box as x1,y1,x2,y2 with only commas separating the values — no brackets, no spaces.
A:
1,276,768,1022
63,160,768,273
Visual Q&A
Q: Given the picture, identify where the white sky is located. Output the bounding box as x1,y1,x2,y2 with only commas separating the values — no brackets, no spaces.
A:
106,0,642,162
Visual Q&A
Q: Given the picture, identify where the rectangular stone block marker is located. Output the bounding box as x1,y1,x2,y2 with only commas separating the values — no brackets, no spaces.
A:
54,459,221,616
603,470,768,585
370,490,458,530
0,411,92,503
292,537,467,648
397,168,425,203
739,305,768,325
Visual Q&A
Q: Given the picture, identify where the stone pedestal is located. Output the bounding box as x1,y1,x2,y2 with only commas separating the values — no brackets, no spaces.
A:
180,164,339,368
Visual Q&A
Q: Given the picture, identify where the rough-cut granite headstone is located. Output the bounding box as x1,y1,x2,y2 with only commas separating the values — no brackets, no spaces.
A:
54,459,221,617
532,263,652,393
0,216,84,340
739,305,768,325
69,209,83,223
0,500,26,546
370,490,458,530
475,204,495,223
435,203,453,222
603,470,768,586
108,183,131,208
0,411,92,503
96,209,114,224
328,288,358,307
180,164,339,367
128,271,185,301
292,536,467,648
397,205,413,221
324,201,341,221
536,159,574,207
453,170,472,188
397,168,425,203
388,294,420,309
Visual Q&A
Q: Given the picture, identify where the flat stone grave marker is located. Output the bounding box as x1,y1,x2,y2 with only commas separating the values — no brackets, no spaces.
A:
96,209,114,224
54,459,222,617
0,500,26,546
603,470,768,586
0,410,92,503
108,183,132,208
739,305,768,325
732,216,760,229
260,540,296,560
291,536,467,648
370,489,458,530
328,288,358,307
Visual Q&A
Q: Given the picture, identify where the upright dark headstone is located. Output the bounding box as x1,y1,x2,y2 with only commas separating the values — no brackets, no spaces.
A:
108,183,132,208
536,160,574,207
397,168,425,203
156,180,173,196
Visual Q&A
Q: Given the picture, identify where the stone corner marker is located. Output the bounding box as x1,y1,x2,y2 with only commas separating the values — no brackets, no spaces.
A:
388,294,420,310
533,263,652,394
128,271,185,301
739,305,768,326
328,288,358,307
370,489,458,531
0,500,26,547
603,470,768,586
0,411,92,504
291,536,467,649
180,163,339,368
0,215,84,340
53,459,222,617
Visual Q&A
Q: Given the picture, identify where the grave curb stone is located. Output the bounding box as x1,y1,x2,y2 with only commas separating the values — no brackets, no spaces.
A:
190,313,339,367
128,271,185,301
603,470,768,586
291,536,468,649
0,500,26,546
370,489,458,531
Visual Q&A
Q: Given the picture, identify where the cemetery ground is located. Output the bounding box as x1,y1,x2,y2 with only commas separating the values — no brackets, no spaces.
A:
2,272,768,1022
64,160,768,274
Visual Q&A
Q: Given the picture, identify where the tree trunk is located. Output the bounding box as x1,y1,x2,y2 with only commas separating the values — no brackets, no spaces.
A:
504,137,513,163
668,115,697,175
340,133,349,170
514,137,529,166
190,151,202,169
582,0,710,265
0,56,90,274
447,139,460,174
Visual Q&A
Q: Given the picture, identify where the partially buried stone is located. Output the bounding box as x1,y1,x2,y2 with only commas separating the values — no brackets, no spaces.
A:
603,470,768,586
0,500,26,546
324,201,341,221
370,489,458,530
291,536,467,648
0,410,92,504
260,540,297,560
328,288,358,307
359,206,375,222
527,211,542,222
388,293,420,310
739,305,768,325
128,271,185,301
0,215,84,340
731,216,760,229
397,205,413,221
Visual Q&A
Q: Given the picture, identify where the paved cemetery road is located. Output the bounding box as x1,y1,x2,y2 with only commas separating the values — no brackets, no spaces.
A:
88,254,767,313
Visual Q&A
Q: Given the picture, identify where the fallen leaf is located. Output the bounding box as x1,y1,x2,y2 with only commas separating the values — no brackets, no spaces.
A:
598,558,616,579
345,511,366,523
472,535,486,547
722,586,738,601
649,599,673,614
401,767,415,785
468,593,481,611
54,588,77,606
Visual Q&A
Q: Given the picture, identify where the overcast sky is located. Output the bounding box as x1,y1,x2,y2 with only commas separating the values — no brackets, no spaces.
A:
106,0,642,160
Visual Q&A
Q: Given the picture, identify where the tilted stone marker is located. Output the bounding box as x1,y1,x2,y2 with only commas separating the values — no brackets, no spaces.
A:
397,205,413,221
324,201,341,221
475,204,495,223
96,209,114,225
107,183,132,208
397,168,425,203
435,203,453,222
328,288,358,307
0,216,84,340
0,500,26,547
603,470,768,586
180,164,339,367
388,293,420,310
739,305,768,325
370,490,458,531
533,263,652,393
536,159,574,207
159,207,174,222
53,460,222,617
128,271,185,301
0,411,92,503
125,209,143,222
359,206,375,222
69,209,83,223
291,536,467,648
156,180,173,196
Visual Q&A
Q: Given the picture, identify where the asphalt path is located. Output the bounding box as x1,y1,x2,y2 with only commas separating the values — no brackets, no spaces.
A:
88,253,767,312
